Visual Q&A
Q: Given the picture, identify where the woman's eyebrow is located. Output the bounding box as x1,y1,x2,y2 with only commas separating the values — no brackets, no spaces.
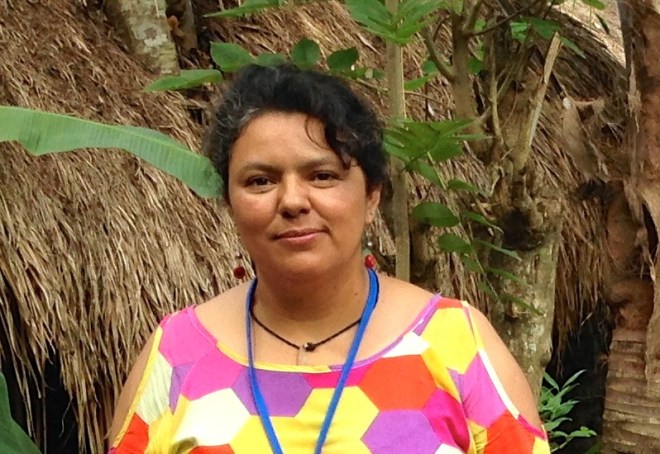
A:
238,157,341,173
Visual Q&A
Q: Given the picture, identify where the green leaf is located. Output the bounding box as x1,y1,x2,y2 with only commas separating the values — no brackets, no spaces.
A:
327,47,359,72
210,42,255,72
596,14,610,35
145,69,222,92
476,281,498,298
474,239,520,260
543,372,560,390
447,179,482,194
459,254,483,273
422,60,439,75
559,36,585,58
437,233,472,254
291,38,320,70
412,202,460,227
468,57,484,75
404,74,435,91
528,17,560,40
462,212,502,232
407,160,443,186
0,106,222,198
255,52,287,67
510,21,530,43
563,370,586,388
345,0,398,42
487,267,525,284
0,373,41,454
394,0,449,42
451,0,463,14
580,0,606,10
204,0,280,17
502,293,542,315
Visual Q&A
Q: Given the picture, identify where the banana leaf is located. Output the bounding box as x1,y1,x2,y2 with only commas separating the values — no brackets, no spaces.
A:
0,372,41,454
0,106,222,198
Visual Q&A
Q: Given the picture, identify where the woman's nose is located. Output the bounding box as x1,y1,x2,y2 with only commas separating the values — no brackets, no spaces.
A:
277,177,311,217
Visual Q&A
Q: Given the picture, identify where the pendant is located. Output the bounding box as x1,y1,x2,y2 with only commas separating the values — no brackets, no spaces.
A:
297,345,306,365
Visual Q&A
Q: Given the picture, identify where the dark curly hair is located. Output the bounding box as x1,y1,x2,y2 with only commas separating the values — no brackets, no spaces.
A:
204,64,388,201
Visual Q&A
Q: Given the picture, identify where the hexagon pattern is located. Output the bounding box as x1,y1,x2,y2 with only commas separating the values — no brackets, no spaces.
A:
110,299,550,453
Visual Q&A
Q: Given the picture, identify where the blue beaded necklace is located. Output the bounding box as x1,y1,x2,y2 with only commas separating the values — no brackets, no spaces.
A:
245,268,379,454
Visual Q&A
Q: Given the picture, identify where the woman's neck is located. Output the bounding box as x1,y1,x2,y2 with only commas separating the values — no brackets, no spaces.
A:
251,264,370,331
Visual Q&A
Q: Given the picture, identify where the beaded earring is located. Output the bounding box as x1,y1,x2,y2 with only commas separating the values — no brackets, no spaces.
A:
363,238,377,269
233,252,247,280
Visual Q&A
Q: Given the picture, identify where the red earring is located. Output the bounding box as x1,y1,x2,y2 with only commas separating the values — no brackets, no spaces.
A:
233,252,247,280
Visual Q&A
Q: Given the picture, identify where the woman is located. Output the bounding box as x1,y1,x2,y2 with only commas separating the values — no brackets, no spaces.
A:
109,64,549,453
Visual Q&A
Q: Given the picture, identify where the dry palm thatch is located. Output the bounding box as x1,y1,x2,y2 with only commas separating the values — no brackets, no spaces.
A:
0,0,627,451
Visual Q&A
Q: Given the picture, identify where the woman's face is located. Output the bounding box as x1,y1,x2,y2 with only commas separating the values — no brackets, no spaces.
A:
227,112,381,280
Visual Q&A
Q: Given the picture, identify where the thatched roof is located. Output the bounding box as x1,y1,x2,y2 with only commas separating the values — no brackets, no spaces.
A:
0,0,626,451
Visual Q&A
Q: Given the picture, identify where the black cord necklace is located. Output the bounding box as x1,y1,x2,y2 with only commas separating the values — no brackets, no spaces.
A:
249,302,362,353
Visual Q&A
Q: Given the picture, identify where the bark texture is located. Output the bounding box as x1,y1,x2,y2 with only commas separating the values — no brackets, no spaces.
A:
603,2,660,451
104,0,179,74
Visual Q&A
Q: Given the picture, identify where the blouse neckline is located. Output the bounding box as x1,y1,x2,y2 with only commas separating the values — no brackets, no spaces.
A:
187,293,443,373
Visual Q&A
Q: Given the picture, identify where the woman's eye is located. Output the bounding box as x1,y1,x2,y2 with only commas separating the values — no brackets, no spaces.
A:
247,176,271,187
313,172,336,182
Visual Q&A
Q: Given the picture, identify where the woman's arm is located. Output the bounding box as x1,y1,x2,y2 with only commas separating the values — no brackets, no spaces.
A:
108,333,155,446
468,307,544,429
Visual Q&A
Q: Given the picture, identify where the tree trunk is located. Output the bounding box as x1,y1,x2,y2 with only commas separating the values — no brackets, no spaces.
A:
489,234,560,398
602,2,660,451
104,0,179,74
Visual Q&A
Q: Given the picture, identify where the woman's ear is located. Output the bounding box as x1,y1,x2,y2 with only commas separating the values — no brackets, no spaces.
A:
366,184,382,224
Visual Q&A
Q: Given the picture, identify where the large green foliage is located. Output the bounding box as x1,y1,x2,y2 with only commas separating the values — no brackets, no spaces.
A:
0,107,221,199
0,372,40,454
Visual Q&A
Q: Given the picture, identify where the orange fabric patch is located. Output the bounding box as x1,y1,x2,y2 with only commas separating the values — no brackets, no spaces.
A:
484,413,535,454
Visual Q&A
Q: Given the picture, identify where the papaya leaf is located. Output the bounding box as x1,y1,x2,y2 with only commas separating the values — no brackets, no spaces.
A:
0,106,222,198
145,69,222,92
210,42,255,72
437,233,472,254
291,38,320,70
327,47,359,72
412,202,460,227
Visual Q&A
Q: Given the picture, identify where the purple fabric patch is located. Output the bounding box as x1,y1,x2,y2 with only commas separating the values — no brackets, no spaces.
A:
449,369,463,396
169,362,193,410
232,368,312,416
362,410,441,453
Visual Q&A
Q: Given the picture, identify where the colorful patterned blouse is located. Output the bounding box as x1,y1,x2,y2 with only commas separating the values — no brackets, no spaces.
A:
110,296,550,453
